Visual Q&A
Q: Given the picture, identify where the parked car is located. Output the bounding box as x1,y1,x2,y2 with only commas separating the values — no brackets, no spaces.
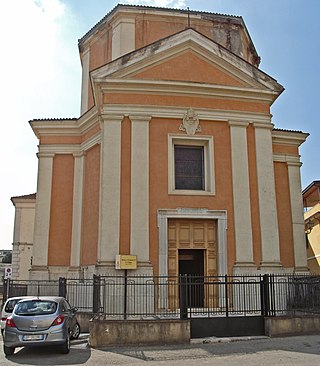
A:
3,296,80,356
1,296,34,336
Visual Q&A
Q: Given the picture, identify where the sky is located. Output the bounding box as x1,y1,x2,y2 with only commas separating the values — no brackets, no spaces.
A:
0,0,319,250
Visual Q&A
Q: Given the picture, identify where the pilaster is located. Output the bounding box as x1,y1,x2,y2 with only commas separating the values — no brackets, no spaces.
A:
80,48,90,115
130,115,151,262
32,152,54,273
229,121,254,267
287,161,308,271
254,123,281,267
98,114,123,263
70,153,84,267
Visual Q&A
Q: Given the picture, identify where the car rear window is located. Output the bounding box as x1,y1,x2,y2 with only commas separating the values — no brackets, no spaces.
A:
4,299,22,313
15,300,57,316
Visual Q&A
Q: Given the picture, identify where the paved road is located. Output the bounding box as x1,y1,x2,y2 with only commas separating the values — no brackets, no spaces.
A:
0,334,320,365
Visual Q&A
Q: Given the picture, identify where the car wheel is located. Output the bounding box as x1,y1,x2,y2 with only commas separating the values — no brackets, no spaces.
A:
4,345,15,356
61,334,70,354
71,322,80,340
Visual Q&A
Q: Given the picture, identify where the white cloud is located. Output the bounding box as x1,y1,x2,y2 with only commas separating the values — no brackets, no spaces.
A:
0,0,81,249
123,0,187,9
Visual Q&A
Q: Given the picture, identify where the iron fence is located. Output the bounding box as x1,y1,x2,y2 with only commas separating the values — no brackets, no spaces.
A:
2,274,320,319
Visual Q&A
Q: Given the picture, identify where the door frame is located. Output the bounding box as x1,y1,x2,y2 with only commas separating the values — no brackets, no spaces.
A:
157,209,227,278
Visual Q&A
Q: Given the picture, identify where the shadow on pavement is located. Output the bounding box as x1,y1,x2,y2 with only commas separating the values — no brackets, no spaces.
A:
96,335,320,362
3,337,91,365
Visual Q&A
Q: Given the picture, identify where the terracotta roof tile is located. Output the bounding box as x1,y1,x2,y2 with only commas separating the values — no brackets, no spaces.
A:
29,118,77,122
273,127,303,134
11,193,36,201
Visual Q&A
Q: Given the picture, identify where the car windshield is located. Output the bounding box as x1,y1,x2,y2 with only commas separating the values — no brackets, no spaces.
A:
15,300,57,316
4,299,22,313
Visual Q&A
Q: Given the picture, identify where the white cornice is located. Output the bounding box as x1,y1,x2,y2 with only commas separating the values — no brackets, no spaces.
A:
78,108,99,133
272,130,309,147
11,200,36,208
98,78,279,103
82,133,101,151
102,104,272,124
30,108,99,138
30,119,79,138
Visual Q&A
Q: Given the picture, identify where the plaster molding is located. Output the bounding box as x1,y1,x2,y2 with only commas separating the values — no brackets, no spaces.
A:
37,152,55,158
272,130,309,147
129,114,152,123
228,120,249,127
100,113,125,123
30,108,99,138
98,78,279,103
273,153,301,165
253,122,274,130
103,104,272,124
157,208,228,277
37,133,101,155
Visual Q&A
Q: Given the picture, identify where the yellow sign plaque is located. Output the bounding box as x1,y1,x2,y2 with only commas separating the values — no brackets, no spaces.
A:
115,255,137,270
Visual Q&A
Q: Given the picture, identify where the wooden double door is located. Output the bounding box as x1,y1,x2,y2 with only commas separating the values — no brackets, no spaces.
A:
168,219,218,308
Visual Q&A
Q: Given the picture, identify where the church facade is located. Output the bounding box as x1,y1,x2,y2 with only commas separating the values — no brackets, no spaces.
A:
29,4,308,280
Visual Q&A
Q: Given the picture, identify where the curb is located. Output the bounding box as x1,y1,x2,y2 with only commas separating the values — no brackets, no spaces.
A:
190,335,269,344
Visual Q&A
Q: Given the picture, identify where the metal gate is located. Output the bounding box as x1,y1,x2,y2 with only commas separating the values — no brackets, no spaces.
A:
179,274,268,337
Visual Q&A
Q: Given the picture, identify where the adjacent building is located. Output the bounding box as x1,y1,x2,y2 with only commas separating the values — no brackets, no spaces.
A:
26,4,308,281
303,181,320,274
10,194,35,280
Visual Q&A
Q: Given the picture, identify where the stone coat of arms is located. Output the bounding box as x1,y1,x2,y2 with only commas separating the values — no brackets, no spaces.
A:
179,108,201,135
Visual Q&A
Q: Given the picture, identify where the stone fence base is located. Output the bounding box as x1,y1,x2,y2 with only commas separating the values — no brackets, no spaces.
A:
89,319,190,347
265,316,320,337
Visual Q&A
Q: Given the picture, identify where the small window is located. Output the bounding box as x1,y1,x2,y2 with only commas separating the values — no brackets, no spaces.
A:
168,135,215,196
174,145,204,190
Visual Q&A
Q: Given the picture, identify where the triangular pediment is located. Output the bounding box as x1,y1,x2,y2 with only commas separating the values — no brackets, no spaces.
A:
91,28,283,102
131,50,247,87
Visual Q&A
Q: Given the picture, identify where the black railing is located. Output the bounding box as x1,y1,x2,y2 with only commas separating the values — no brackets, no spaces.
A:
2,274,320,319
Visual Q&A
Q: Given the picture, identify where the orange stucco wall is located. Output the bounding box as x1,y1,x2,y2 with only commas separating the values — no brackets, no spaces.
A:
48,154,74,266
119,117,131,255
274,162,295,267
273,144,298,155
40,124,100,145
81,144,100,265
104,93,269,114
134,14,246,56
149,118,236,275
132,51,246,87
247,124,262,265
40,135,82,145
135,15,199,49
87,29,112,110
